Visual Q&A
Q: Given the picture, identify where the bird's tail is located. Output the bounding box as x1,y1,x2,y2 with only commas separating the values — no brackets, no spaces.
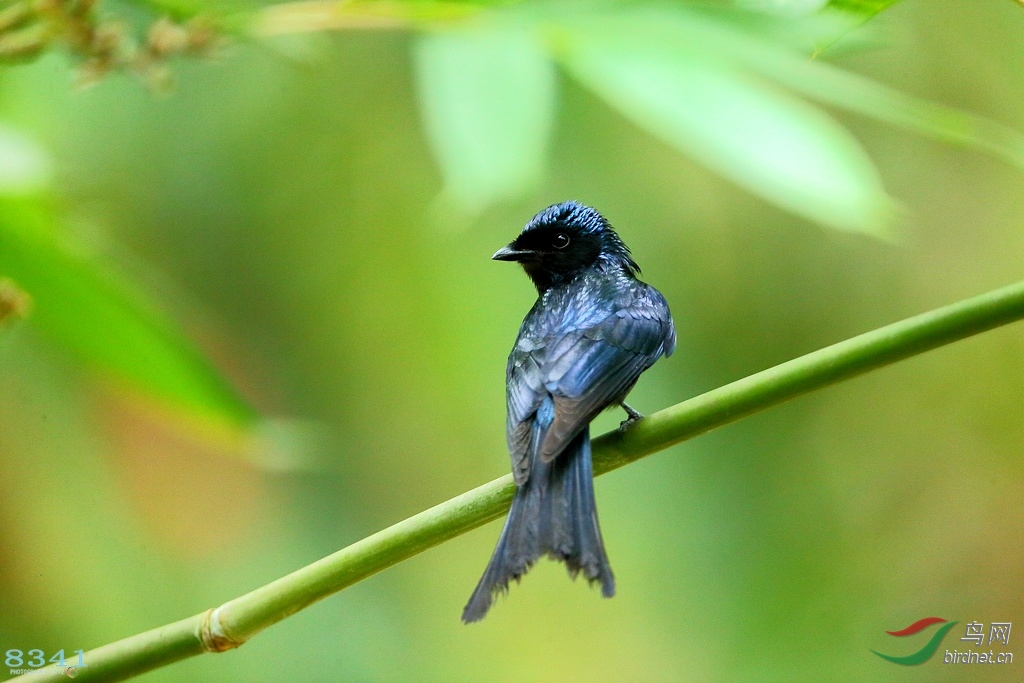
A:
462,424,615,623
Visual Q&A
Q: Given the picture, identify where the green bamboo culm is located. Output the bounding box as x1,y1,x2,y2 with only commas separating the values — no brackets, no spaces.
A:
12,278,1024,683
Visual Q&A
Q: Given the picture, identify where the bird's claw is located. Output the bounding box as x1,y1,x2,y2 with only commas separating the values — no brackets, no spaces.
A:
618,402,644,431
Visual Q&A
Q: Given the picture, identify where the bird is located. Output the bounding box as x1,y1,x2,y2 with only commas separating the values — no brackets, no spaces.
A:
462,201,676,623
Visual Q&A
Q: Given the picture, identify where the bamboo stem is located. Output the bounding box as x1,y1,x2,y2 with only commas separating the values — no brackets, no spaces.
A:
12,277,1024,683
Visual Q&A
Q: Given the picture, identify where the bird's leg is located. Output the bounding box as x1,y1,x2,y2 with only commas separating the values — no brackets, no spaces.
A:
618,402,644,431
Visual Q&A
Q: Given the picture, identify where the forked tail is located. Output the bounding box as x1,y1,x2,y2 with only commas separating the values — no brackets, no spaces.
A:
462,425,615,623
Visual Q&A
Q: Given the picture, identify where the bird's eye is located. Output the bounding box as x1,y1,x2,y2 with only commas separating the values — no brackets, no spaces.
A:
552,233,570,249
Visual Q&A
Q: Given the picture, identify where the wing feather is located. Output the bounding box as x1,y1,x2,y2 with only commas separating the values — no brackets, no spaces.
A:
506,280,675,480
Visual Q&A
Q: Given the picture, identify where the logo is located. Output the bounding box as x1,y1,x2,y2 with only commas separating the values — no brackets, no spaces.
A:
872,617,958,665
872,617,1014,666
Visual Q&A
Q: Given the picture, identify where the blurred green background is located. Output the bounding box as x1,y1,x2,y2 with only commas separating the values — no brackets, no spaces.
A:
1,0,1023,681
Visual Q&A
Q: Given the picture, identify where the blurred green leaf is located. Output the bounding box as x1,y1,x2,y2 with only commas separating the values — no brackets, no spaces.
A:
735,0,830,16
712,4,858,48
252,0,483,35
413,22,555,213
638,7,1024,171
559,16,894,235
0,198,256,428
827,0,902,19
753,56,1024,172
0,121,50,196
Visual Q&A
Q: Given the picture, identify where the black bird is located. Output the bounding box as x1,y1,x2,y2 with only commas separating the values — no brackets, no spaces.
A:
463,201,676,623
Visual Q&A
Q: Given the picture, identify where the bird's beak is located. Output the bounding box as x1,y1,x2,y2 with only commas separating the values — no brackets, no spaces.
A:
492,244,534,262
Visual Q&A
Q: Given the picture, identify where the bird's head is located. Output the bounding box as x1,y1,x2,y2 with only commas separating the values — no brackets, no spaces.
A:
492,201,639,291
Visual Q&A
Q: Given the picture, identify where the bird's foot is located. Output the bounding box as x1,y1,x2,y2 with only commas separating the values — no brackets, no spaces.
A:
618,402,644,431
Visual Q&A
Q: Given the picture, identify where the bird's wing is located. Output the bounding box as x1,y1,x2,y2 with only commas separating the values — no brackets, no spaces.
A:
506,345,546,484
537,303,672,463
506,289,673,482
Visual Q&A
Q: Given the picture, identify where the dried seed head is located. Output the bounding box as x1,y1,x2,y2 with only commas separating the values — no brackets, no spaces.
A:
91,20,125,55
0,23,47,58
183,16,220,55
146,16,186,57
0,1,33,33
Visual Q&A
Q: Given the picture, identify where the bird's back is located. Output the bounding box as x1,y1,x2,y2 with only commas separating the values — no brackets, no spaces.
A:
505,263,675,480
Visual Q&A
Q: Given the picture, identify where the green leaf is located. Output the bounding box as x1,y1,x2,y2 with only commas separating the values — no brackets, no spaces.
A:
827,0,902,20
0,122,51,196
0,198,256,428
634,7,1024,172
754,59,1024,172
735,0,830,16
252,0,484,35
736,0,900,19
559,18,894,235
413,22,555,213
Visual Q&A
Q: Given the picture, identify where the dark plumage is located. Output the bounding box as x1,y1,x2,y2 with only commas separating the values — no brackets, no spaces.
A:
462,201,676,623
